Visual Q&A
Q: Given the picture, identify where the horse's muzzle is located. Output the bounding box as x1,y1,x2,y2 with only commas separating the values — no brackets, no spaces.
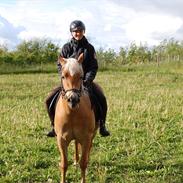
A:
67,93,80,109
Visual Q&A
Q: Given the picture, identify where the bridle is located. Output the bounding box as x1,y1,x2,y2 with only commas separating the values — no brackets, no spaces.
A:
60,73,84,100
61,86,82,100
59,57,84,101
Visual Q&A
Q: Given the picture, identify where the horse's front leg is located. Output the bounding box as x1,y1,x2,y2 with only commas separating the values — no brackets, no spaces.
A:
74,140,80,166
80,138,92,183
57,135,68,183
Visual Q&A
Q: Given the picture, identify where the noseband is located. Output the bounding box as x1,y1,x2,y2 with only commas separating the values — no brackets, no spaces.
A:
61,87,82,99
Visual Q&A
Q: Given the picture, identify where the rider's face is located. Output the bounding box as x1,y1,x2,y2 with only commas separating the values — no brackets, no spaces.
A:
71,30,84,40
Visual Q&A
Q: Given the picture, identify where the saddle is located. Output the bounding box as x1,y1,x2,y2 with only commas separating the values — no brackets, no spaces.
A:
45,83,102,125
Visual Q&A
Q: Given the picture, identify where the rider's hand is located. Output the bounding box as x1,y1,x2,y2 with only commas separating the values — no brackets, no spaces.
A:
83,79,91,87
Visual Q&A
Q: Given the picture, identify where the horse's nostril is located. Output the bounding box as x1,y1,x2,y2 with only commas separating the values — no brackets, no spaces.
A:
68,97,75,103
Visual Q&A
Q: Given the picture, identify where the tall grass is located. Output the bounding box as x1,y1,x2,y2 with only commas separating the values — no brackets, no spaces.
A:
0,61,183,182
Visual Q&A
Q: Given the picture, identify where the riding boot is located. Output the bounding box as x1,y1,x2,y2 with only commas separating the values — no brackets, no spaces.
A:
47,128,56,137
92,83,110,137
99,120,110,137
99,101,110,137
45,86,61,137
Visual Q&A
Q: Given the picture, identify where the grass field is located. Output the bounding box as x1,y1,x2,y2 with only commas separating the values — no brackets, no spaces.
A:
0,62,183,183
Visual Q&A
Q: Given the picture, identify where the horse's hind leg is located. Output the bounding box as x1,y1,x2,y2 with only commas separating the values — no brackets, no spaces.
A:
57,136,68,183
80,138,92,183
74,140,80,166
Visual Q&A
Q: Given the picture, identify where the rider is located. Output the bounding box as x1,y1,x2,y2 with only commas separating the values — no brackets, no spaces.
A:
46,20,110,137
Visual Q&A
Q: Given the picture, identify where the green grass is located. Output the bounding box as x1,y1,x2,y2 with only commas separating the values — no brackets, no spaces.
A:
1,61,183,183
0,62,56,74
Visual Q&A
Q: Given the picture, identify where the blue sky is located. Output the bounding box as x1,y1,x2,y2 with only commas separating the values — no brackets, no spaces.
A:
0,0,183,51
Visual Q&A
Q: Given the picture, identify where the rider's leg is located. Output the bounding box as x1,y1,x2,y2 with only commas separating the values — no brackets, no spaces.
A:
45,86,61,137
92,84,110,137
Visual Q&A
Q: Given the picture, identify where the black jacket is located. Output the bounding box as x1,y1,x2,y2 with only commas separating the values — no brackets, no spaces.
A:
58,36,98,83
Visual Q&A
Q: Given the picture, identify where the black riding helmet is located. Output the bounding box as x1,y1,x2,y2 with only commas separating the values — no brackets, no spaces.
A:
70,20,85,32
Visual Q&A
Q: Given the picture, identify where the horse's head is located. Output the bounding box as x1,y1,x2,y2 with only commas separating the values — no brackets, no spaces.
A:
58,53,84,109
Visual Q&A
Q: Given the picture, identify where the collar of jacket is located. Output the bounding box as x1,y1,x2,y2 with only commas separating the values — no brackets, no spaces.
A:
70,36,88,48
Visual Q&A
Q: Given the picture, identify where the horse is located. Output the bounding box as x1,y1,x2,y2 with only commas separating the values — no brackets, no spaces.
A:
54,53,98,183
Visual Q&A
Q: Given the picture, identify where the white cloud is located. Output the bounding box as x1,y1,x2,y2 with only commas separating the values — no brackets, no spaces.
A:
125,13,183,45
0,15,25,48
0,0,183,51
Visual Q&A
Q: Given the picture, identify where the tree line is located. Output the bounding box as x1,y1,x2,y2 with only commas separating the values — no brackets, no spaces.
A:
97,38,183,68
0,39,59,65
0,38,183,67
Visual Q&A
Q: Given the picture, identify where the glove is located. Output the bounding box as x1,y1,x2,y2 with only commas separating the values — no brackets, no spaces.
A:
83,79,92,88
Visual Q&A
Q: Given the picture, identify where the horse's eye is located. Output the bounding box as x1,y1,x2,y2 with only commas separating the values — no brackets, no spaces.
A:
62,76,65,79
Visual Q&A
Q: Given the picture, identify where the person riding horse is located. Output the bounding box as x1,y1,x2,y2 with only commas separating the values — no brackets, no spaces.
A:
46,20,110,137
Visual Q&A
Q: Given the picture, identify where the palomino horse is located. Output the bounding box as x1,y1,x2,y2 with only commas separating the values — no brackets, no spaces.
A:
54,53,98,183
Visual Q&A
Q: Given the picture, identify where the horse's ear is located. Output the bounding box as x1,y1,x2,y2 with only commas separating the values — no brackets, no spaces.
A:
77,53,84,64
58,55,66,66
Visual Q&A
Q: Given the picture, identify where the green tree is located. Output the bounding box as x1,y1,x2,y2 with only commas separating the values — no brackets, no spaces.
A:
117,47,127,64
14,38,59,65
96,48,117,69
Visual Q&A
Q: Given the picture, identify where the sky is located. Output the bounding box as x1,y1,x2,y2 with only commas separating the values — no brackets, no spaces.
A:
0,0,183,52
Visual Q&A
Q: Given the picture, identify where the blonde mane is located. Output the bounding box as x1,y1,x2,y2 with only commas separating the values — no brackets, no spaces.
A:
63,58,83,76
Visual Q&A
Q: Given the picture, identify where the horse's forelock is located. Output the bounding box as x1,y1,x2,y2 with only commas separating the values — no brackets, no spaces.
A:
64,58,83,76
